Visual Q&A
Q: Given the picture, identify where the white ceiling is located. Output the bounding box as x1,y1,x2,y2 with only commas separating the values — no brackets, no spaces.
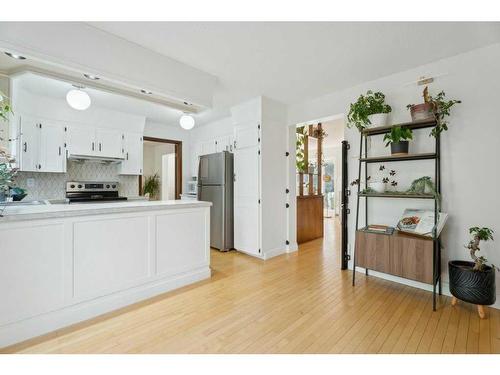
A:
90,22,500,109
13,72,186,125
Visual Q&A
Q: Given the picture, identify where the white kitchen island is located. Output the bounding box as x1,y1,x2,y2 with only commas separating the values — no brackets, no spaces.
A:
0,200,211,348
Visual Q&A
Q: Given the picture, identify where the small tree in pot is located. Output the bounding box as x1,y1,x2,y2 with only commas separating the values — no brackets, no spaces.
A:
449,227,496,319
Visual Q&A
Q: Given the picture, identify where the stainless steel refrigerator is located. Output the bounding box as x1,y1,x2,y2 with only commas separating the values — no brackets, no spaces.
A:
197,151,234,251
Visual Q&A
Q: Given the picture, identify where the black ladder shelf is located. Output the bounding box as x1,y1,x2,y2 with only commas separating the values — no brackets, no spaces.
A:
351,118,442,311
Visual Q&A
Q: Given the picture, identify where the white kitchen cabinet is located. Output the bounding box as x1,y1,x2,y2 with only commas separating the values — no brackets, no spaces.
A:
67,124,96,156
96,128,123,159
18,115,40,172
18,115,66,173
215,135,232,152
120,132,143,175
231,97,287,259
200,139,216,155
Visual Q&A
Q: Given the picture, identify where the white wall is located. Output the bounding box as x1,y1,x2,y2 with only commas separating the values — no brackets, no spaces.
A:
288,43,500,308
143,121,191,194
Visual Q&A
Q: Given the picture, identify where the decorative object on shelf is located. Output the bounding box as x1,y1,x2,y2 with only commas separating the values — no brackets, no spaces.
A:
449,227,496,319
396,208,448,238
407,86,461,137
307,162,316,174
143,173,160,200
347,90,392,131
383,126,413,155
363,224,395,235
407,176,440,206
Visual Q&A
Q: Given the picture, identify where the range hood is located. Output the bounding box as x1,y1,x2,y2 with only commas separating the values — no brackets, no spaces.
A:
67,154,124,164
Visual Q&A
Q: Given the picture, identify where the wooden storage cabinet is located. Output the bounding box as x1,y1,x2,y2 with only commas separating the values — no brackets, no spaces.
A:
355,230,433,284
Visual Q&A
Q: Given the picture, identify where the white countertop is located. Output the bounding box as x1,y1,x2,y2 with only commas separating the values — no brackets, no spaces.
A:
0,200,211,222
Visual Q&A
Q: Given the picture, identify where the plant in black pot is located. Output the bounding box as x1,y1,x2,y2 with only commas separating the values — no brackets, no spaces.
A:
383,126,413,155
449,227,496,319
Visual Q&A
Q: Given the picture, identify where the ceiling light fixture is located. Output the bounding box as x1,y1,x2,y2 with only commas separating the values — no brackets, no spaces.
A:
4,52,26,60
141,89,152,94
179,114,195,130
83,73,100,80
66,85,91,111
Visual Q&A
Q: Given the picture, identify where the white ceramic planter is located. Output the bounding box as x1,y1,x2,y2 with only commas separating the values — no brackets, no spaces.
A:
367,113,389,128
368,181,386,193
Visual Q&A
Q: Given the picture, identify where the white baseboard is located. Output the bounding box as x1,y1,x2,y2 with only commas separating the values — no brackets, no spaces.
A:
0,267,211,348
350,266,500,310
286,242,298,253
263,246,287,260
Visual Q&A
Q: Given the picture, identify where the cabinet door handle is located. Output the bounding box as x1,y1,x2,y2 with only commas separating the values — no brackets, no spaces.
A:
23,142,27,152
126,152,129,160
58,146,62,156
92,142,95,151
99,143,102,152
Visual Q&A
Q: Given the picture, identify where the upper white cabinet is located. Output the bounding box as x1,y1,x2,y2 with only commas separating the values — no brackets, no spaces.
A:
215,135,234,153
18,115,66,173
67,125,124,160
96,128,124,159
120,132,143,175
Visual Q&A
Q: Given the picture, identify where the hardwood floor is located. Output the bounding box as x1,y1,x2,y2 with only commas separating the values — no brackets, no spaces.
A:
3,218,499,354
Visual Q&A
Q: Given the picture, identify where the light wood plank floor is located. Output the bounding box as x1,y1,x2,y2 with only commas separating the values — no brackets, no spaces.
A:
3,218,499,354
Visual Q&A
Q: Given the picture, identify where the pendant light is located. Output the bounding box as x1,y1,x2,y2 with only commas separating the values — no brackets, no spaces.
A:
179,114,195,130
66,85,91,111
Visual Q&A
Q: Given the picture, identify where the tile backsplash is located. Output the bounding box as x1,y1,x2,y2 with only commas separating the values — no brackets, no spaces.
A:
15,161,139,200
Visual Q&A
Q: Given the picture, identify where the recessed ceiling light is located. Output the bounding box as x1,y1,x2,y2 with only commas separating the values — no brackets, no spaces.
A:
83,73,99,80
4,52,26,60
141,89,152,94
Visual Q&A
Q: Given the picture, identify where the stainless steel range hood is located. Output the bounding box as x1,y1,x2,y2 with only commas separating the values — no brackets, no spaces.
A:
67,154,124,164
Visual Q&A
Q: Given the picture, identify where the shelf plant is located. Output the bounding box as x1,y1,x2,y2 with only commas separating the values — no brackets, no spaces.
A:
296,126,307,173
449,227,496,317
347,90,392,131
407,86,461,137
383,126,413,155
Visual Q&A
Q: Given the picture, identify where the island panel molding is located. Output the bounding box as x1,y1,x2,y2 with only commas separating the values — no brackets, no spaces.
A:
0,201,211,348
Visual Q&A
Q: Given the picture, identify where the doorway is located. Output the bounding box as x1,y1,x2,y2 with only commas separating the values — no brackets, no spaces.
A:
293,115,348,269
140,137,182,200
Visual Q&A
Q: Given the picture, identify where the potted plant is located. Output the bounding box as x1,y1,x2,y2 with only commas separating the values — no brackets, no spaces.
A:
296,126,307,173
347,90,392,131
407,86,461,137
143,173,160,200
449,227,496,318
383,126,413,155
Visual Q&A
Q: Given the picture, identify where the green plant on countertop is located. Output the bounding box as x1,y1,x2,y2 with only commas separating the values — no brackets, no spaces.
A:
407,88,461,137
347,90,392,131
383,126,413,147
143,173,160,200
466,227,495,271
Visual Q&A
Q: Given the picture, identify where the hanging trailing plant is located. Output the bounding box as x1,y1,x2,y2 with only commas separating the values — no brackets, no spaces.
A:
296,126,308,173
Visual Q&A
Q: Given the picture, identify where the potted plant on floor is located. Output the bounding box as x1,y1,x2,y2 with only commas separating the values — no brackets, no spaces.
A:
449,227,496,318
347,90,392,131
383,126,413,155
407,86,461,137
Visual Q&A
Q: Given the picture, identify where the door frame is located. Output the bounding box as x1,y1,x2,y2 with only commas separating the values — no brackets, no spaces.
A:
139,136,182,200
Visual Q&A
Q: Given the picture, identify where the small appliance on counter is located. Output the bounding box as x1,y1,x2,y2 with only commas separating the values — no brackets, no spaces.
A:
187,176,198,195
66,181,128,203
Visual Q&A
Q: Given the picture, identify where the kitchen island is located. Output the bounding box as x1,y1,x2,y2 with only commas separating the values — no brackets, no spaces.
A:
0,200,211,348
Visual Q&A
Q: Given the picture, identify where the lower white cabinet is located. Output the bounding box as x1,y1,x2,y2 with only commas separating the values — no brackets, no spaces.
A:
120,132,143,175
18,115,66,173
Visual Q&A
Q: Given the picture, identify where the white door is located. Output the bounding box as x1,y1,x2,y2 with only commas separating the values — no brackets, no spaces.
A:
96,128,123,159
38,120,66,173
233,125,261,256
120,133,143,175
18,115,40,172
67,125,96,156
